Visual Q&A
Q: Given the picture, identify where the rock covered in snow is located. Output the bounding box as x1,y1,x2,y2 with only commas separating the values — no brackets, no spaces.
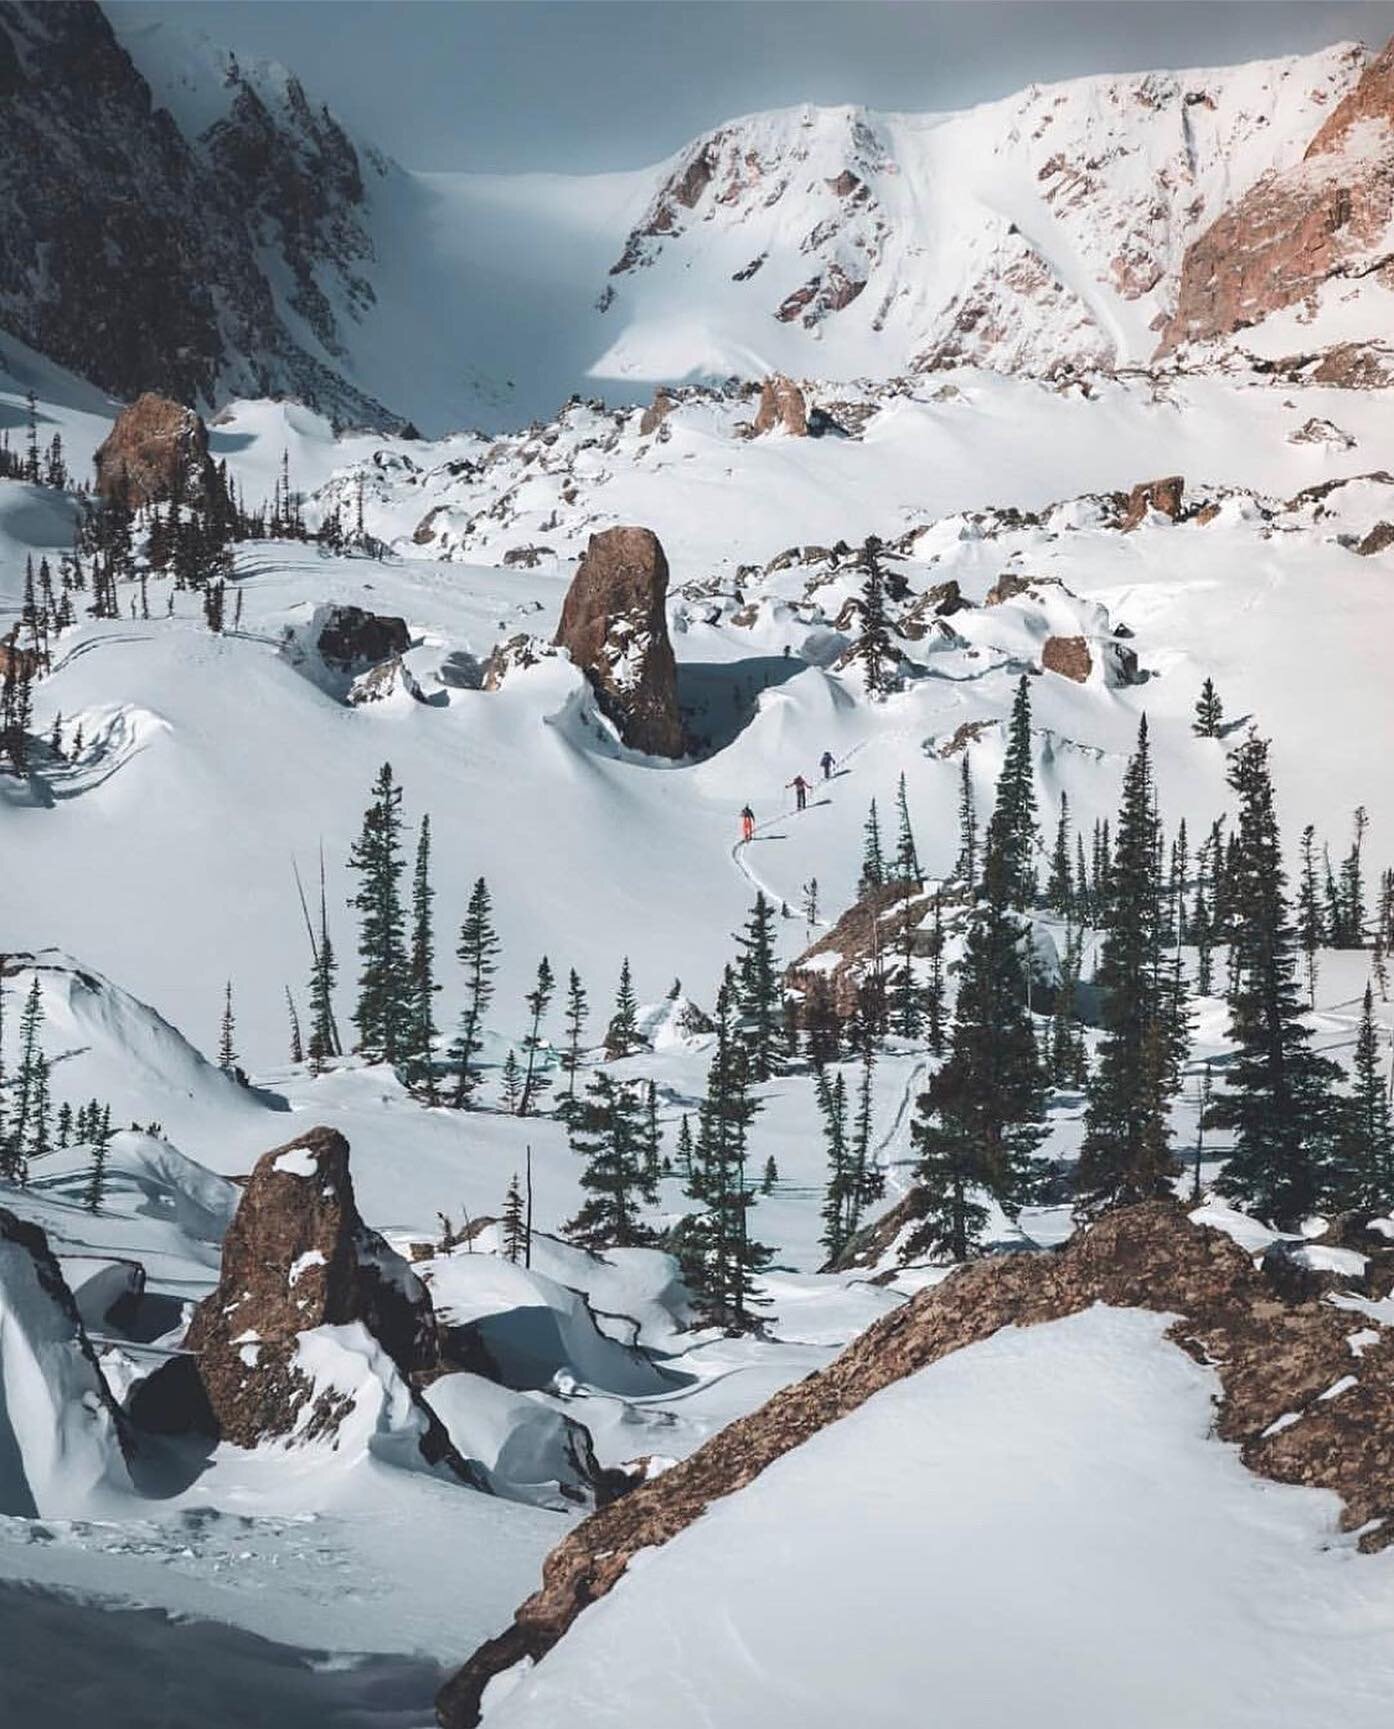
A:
0,1208,131,1516
94,393,221,509
553,527,686,758
752,375,810,438
1118,474,1185,531
179,1127,453,1458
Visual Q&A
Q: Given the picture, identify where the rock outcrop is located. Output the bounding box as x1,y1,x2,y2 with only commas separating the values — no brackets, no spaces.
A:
438,1202,1394,1726
554,528,686,758
752,375,810,437
93,394,220,508
1040,633,1092,682
1119,475,1184,530
315,605,411,670
179,1127,461,1465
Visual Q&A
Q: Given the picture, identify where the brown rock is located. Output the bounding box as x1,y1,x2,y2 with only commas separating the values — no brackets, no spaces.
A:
481,633,559,692
94,393,220,509
553,529,685,757
437,1202,1394,1726
638,390,674,437
752,376,809,437
984,570,1036,606
1041,634,1092,682
181,1127,454,1456
1119,475,1184,530
1356,521,1394,556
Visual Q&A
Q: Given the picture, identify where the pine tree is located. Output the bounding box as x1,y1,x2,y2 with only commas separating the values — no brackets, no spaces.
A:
501,1048,522,1113
1210,733,1340,1228
306,851,341,1073
924,891,947,1055
855,538,896,696
676,1111,695,1180
285,987,305,1065
1193,677,1224,738
218,981,238,1073
891,901,921,1039
27,1053,51,1163
405,815,440,1099
850,1040,882,1221
894,773,921,885
559,968,589,1120
502,1173,528,1263
566,1071,655,1248
84,1125,110,1215
1075,718,1183,1216
6,977,45,1182
1047,922,1089,1089
605,957,641,1058
735,892,782,1081
1330,986,1394,1213
519,957,556,1116
452,877,500,1106
907,807,1047,1260
761,1154,778,1194
1296,823,1324,1008
643,1080,662,1184
955,754,978,891
347,763,410,1063
1046,793,1073,915
988,676,1038,910
1338,806,1370,949
861,799,886,891
816,1067,853,1262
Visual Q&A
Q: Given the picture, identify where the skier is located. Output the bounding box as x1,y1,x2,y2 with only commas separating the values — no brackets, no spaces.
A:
788,774,810,812
741,805,755,843
819,750,835,781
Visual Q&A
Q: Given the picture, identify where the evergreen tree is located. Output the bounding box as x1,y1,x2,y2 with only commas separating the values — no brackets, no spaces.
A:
1047,922,1089,1089
816,1067,853,1262
894,772,921,885
500,1048,522,1114
924,891,947,1055
1046,793,1073,916
761,1154,778,1194
84,1123,110,1215
1338,806,1370,949
988,676,1039,910
1331,986,1394,1214
861,799,886,891
452,877,500,1107
1210,733,1340,1228
1296,824,1324,1008
1193,677,1224,738
1075,718,1183,1216
347,763,410,1063
518,956,556,1117
676,1111,695,1180
643,1080,662,1184
855,538,896,696
802,973,842,1068
285,987,305,1065
559,968,589,1120
6,977,45,1182
850,1040,882,1220
891,902,921,1039
605,957,641,1058
735,892,782,1081
502,1173,529,1263
566,1071,655,1248
955,754,978,891
306,851,341,1073
406,815,440,1099
218,981,238,1073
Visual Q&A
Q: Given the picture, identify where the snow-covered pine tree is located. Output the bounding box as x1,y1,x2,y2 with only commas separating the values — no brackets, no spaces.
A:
452,877,500,1107
406,814,440,1099
347,763,410,1064
1210,732,1340,1228
518,956,556,1117
1193,677,1224,738
1075,718,1183,1217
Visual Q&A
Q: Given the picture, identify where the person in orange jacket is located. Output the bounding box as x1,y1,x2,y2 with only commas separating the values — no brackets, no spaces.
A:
741,805,755,842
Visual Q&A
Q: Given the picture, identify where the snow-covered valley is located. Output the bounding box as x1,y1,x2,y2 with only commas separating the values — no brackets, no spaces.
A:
5,5,1394,1726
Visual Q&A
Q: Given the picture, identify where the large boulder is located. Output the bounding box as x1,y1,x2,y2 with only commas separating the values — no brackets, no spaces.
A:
315,604,411,670
179,1127,464,1469
752,375,809,437
93,393,220,508
1118,475,1184,531
554,528,686,758
1041,634,1092,682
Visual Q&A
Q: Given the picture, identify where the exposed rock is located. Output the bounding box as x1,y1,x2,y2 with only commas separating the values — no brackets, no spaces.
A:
93,394,220,509
347,655,428,706
984,570,1038,606
936,717,998,758
752,376,809,438
1041,634,1092,682
179,1127,463,1465
553,528,685,757
1356,521,1394,556
502,544,556,569
481,633,561,692
438,1202,1394,1725
638,389,675,437
1288,416,1357,449
1119,475,1184,530
316,605,411,670
0,632,41,683
900,579,971,639
786,880,935,1025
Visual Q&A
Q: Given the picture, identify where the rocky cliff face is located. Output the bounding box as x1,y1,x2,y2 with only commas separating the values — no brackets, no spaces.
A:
93,393,220,507
438,1202,1394,1726
0,0,397,428
554,527,686,758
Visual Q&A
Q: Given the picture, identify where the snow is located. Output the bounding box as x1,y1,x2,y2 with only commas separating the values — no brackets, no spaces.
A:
484,1307,1394,1729
272,1145,319,1178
